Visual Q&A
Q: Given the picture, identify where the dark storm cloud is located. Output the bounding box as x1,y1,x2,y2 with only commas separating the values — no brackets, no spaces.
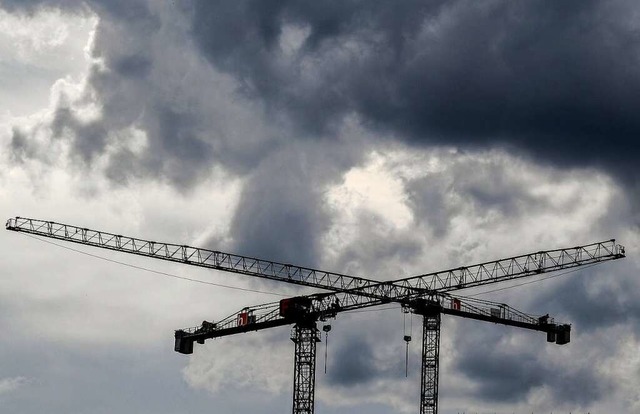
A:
534,270,640,334
455,330,612,405
324,324,406,388
6,0,640,212
227,156,325,267
0,332,288,414
224,142,361,267
5,0,369,267
0,0,81,13
5,0,241,189
329,210,422,278
457,346,545,402
327,336,376,386
0,0,153,19
190,0,640,189
7,0,640,260
9,129,33,163
190,0,446,137
405,155,548,237
319,311,410,390
101,103,214,186
137,103,214,186
51,106,110,163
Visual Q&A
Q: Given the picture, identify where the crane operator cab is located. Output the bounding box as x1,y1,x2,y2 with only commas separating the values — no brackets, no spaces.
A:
279,297,313,320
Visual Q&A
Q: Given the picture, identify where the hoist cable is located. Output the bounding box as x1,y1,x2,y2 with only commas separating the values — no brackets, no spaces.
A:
21,233,288,297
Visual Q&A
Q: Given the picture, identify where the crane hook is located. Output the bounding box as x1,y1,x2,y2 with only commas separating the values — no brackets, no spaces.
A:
403,310,413,377
323,324,331,374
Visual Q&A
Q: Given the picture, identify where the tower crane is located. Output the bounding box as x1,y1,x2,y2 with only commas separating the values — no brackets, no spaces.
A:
177,290,570,414
5,217,626,414
173,241,620,414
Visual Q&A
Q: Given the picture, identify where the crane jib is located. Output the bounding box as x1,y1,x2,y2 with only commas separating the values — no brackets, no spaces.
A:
5,217,625,301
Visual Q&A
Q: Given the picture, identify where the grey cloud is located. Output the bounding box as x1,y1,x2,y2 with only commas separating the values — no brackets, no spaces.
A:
534,270,640,334
0,0,153,21
454,331,613,405
0,338,288,414
111,54,153,79
406,158,543,236
103,148,141,185
9,128,33,163
456,347,545,402
327,336,376,386
406,175,454,238
7,0,640,204
190,0,445,137
5,0,281,189
329,211,422,279
5,0,371,273
189,0,640,193
137,103,214,186
323,316,408,389
228,167,325,267
51,106,109,164
7,0,640,245
225,143,361,267
0,0,82,13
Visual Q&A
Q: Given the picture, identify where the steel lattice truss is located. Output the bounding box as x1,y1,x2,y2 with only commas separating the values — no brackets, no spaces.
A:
6,217,625,303
420,313,441,414
176,292,562,343
291,323,318,414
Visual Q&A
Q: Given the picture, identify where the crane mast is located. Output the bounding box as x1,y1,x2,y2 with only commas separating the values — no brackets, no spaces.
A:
5,216,625,414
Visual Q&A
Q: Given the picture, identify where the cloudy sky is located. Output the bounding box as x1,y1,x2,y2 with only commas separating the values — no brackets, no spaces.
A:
1,1,639,413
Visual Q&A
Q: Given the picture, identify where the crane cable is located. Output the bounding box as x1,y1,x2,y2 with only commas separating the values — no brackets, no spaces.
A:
21,233,288,297
402,307,412,377
323,324,332,374
324,330,328,374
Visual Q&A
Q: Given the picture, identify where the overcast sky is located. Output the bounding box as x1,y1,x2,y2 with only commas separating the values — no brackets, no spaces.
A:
1,1,639,413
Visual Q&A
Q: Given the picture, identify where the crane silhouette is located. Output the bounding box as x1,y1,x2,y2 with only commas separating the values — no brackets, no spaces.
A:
6,217,625,414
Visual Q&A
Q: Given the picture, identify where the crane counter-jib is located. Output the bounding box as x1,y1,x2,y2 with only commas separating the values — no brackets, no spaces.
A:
174,292,571,354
